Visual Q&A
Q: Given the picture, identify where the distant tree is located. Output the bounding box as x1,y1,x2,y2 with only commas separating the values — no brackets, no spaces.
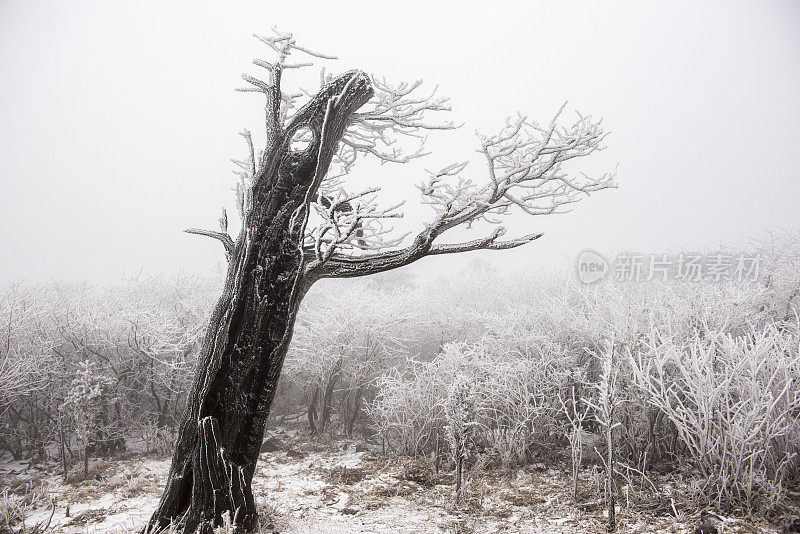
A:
284,284,417,436
61,359,115,477
444,373,478,505
0,283,50,411
148,28,615,532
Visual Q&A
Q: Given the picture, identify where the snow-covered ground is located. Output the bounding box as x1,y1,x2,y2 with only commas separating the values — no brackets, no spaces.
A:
0,439,782,533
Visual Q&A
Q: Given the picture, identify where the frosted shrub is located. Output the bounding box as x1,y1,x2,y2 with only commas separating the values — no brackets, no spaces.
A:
444,374,480,503
477,311,577,461
369,356,448,455
629,322,800,511
584,338,620,531
559,385,590,499
477,356,562,462
751,228,800,320
370,339,569,463
284,283,419,435
0,283,51,405
61,359,116,476
0,283,54,460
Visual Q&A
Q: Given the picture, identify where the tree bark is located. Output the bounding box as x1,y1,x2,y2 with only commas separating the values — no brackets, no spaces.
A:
455,455,463,505
434,429,440,476
344,385,362,437
319,357,342,434
307,386,319,434
606,419,616,532
146,71,373,533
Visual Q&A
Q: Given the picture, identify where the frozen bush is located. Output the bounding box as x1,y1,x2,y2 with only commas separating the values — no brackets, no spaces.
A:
369,357,446,455
61,359,116,476
444,374,479,503
370,339,571,463
629,322,800,512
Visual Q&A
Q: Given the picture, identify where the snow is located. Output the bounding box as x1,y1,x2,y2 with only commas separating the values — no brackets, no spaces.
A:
0,444,782,533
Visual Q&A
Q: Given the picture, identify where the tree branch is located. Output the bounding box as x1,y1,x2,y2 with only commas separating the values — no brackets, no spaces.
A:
305,104,615,280
427,229,543,256
184,228,235,261
224,36,615,289
311,226,541,280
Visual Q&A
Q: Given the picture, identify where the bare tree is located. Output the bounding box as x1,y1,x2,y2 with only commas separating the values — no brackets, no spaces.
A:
585,337,620,532
0,283,50,409
559,385,590,500
282,284,416,436
148,28,615,532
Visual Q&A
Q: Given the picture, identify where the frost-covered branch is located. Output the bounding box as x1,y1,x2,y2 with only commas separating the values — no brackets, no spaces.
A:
426,227,543,256
336,77,459,172
236,27,336,141
303,188,406,271
196,30,615,287
185,209,235,261
310,104,614,280
297,75,458,269
419,105,616,228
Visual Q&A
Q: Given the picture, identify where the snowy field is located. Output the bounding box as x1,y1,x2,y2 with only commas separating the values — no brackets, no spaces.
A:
1,433,785,534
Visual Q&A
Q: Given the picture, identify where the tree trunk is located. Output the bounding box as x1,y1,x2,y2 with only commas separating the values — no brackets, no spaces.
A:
434,429,440,476
146,71,373,533
345,385,362,437
307,386,319,435
59,415,67,482
455,455,463,505
606,417,616,532
320,358,342,434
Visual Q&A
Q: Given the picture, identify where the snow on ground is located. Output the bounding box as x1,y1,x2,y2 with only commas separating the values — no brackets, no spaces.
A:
1,455,165,533
0,440,783,533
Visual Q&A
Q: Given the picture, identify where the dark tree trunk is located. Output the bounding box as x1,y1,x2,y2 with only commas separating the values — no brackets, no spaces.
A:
307,386,319,434
319,358,342,434
455,455,463,504
59,415,68,482
344,385,363,437
606,419,616,532
146,71,373,533
434,428,440,476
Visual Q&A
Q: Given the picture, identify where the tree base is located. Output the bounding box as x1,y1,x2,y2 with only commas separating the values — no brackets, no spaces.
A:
147,417,257,533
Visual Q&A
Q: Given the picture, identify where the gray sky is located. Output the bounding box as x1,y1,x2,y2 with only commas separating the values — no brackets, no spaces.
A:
1,1,799,283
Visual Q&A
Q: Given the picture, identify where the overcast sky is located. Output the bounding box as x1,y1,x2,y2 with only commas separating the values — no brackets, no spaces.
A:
1,1,799,283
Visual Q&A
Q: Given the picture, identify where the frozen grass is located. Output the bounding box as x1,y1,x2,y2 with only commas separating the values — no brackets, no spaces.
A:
0,436,786,534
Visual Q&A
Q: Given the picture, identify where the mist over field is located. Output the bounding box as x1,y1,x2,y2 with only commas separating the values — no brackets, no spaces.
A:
1,2,799,533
